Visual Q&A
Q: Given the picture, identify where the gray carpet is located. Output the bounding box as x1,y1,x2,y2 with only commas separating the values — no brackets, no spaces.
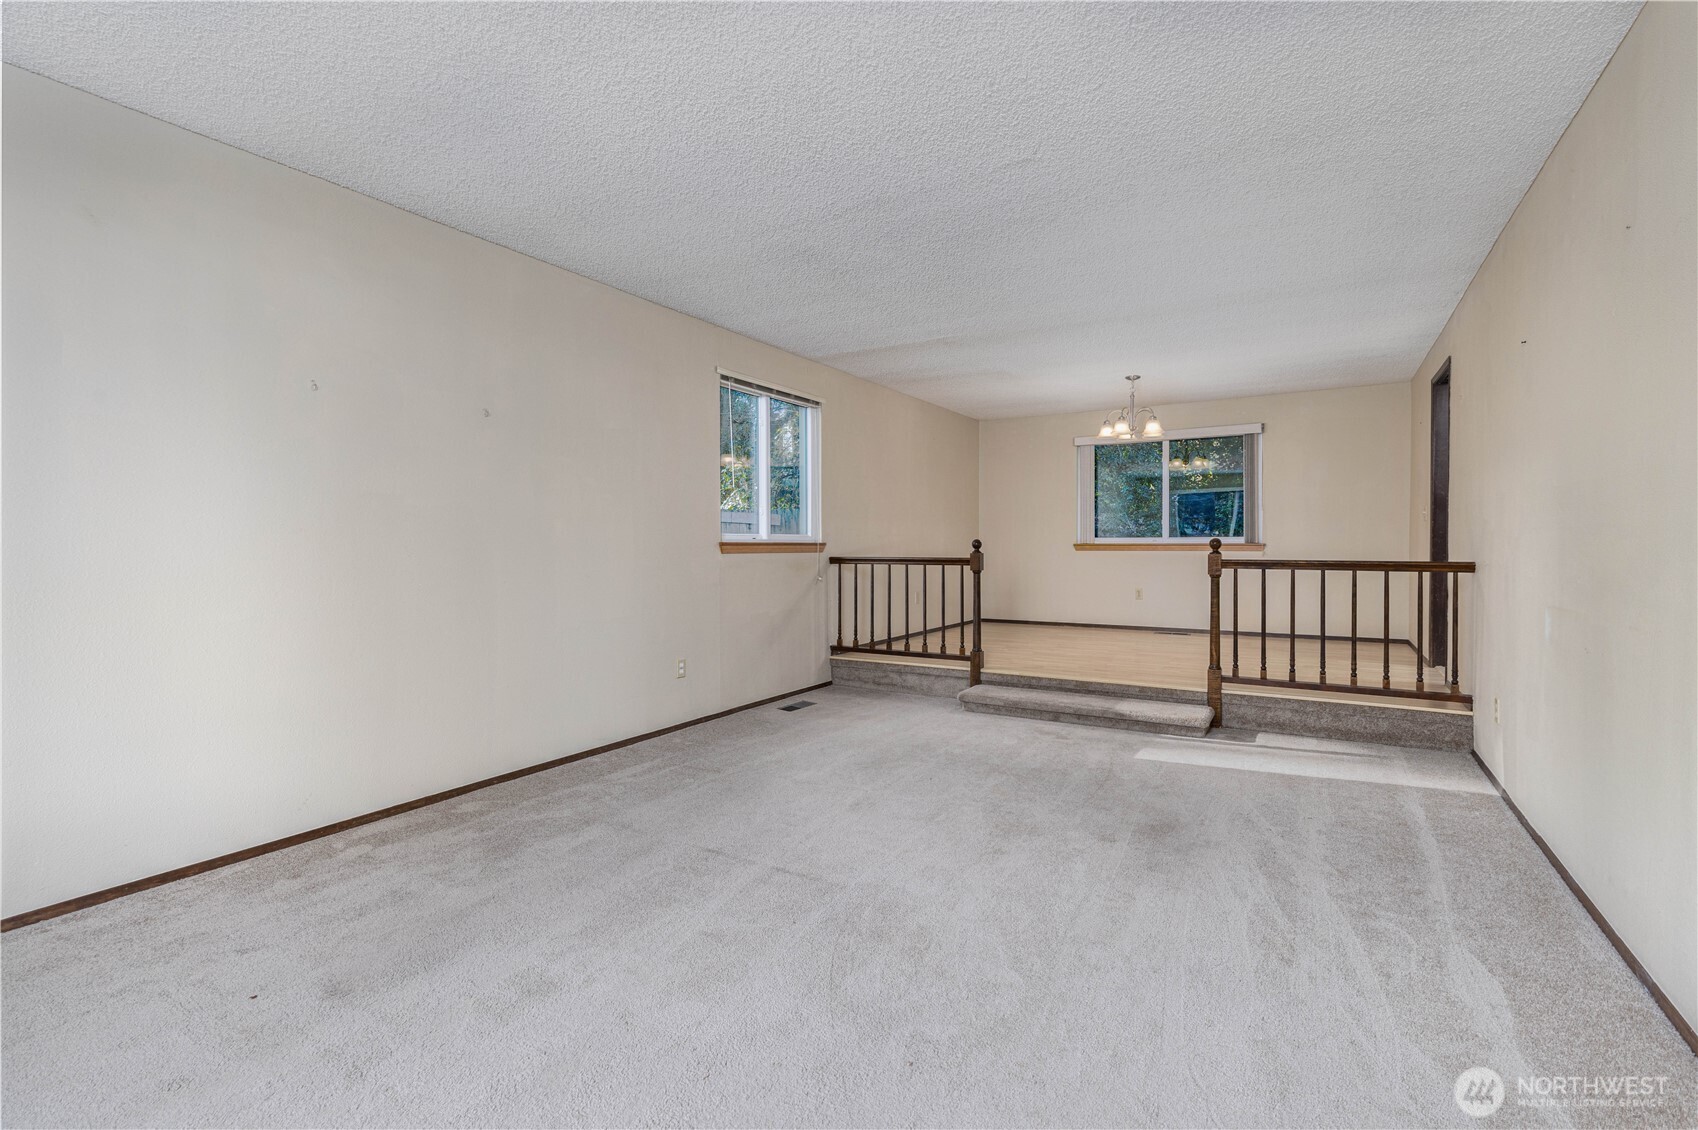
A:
3,685,1693,1128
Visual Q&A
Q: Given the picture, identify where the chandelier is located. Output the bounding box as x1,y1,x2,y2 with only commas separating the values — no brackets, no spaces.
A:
1097,374,1164,440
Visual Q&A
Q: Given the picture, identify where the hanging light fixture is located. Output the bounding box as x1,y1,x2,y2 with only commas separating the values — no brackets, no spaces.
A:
1098,375,1164,441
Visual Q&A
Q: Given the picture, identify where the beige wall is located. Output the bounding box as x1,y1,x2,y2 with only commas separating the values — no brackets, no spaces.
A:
1404,3,1696,1024
979,382,1412,635
0,68,978,917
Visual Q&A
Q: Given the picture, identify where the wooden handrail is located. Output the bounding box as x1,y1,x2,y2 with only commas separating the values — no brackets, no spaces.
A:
1206,537,1474,725
1221,559,1476,573
829,555,972,565
831,540,985,684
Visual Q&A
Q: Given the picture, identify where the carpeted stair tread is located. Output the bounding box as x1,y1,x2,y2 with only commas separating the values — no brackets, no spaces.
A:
957,684,1214,736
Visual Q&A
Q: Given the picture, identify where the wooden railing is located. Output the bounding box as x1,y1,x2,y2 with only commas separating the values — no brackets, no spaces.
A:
830,540,984,685
1205,537,1476,724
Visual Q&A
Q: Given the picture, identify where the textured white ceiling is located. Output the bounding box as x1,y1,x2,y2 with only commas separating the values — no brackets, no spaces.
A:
4,2,1638,418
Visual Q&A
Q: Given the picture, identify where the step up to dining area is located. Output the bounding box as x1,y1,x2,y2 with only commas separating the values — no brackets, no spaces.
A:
827,539,1478,753
956,684,1215,737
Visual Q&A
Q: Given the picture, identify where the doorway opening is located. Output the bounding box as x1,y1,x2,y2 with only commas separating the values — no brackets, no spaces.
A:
1428,360,1451,667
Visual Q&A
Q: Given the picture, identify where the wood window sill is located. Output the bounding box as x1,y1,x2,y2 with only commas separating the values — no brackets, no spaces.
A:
1074,543,1266,552
720,542,826,554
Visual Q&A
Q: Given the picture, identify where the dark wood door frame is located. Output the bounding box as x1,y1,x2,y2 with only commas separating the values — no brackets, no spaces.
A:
1428,360,1452,667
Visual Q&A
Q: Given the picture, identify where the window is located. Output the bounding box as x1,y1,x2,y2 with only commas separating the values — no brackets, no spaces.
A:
719,373,821,541
1077,425,1261,543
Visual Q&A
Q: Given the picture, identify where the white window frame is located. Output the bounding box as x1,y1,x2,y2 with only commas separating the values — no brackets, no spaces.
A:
1075,423,1263,544
719,370,822,542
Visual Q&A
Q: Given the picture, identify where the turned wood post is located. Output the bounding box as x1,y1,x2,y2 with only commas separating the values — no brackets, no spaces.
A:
968,539,985,686
1207,537,1223,728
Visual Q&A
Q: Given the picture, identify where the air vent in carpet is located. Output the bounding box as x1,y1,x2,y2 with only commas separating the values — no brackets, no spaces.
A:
779,700,817,712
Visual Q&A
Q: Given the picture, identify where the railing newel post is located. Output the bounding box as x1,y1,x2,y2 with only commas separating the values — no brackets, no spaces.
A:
1207,538,1223,728
968,540,985,686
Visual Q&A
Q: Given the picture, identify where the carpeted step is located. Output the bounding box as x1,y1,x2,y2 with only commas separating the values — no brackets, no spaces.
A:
957,684,1214,737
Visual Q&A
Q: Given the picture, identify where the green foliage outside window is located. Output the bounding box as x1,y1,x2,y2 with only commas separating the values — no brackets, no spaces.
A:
1093,434,1248,539
720,385,811,537
1094,443,1163,537
1168,436,1245,538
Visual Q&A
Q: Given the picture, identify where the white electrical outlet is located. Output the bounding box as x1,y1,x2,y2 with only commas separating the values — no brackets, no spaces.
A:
677,659,687,679
1493,696,1500,724
1136,588,1144,600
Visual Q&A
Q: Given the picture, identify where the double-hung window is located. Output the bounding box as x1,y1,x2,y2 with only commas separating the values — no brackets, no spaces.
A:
1076,424,1262,544
719,372,821,542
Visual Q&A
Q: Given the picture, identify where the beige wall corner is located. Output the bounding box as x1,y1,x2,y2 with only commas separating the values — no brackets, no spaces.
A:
1403,2,1698,1026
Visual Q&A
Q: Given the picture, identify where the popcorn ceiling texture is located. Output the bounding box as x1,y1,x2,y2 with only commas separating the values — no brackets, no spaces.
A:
2,2,1638,418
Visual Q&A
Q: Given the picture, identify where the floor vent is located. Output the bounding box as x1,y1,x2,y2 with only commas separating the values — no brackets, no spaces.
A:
779,700,817,712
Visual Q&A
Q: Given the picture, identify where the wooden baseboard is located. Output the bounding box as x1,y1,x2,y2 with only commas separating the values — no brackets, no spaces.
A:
1470,751,1698,1057
0,681,833,933
986,616,1210,635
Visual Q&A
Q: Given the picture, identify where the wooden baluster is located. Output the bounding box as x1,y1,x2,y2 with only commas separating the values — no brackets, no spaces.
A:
1450,573,1461,692
886,564,893,651
1288,568,1297,684
1259,569,1268,679
1415,570,1425,691
852,563,860,647
835,564,844,649
958,564,966,657
903,564,911,652
1318,570,1327,685
968,540,985,685
1350,569,1358,686
1231,569,1239,677
921,565,929,655
1382,570,1392,690
1207,539,1223,726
